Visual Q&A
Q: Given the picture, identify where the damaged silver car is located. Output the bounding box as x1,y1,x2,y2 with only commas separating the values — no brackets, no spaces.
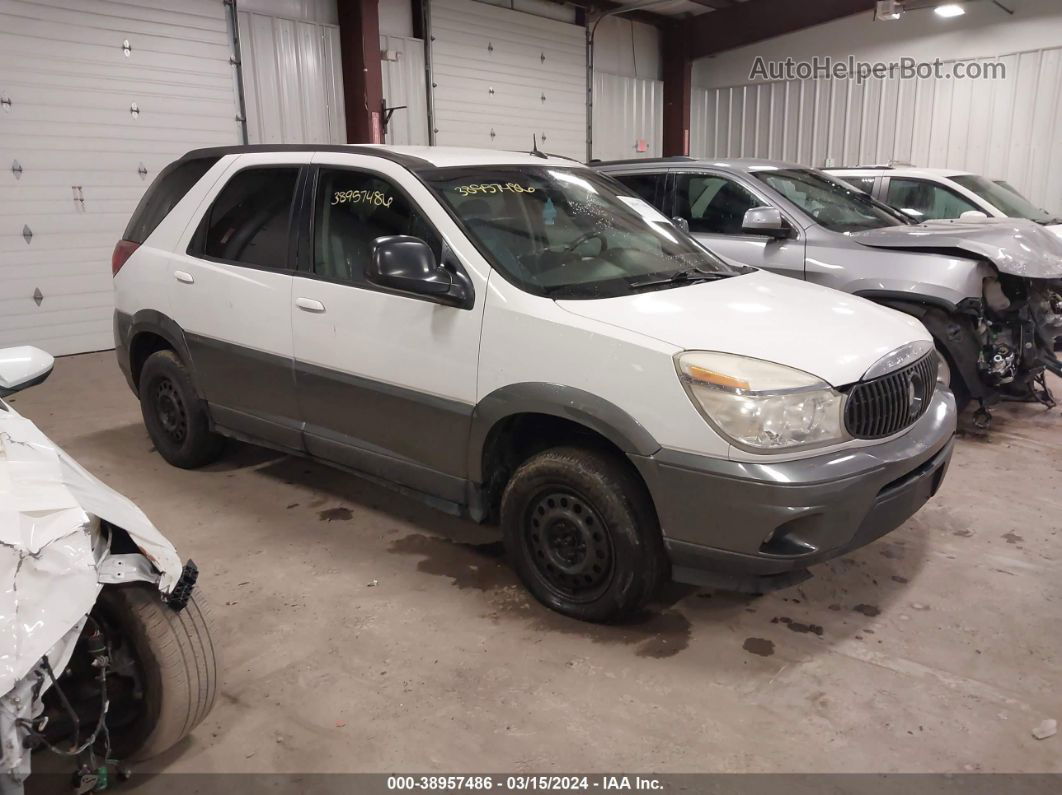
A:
0,347,216,794
596,158,1062,421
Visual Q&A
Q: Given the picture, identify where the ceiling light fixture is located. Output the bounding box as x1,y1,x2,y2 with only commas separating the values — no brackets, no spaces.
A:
874,0,905,20
934,3,966,17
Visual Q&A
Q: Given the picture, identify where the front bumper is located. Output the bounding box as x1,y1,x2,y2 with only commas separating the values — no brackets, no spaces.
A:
631,387,956,586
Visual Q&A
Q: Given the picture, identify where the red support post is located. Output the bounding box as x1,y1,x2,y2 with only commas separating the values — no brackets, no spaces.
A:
661,22,691,157
337,0,384,144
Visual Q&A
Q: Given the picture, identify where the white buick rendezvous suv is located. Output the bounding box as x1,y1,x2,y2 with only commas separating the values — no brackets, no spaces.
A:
113,145,956,622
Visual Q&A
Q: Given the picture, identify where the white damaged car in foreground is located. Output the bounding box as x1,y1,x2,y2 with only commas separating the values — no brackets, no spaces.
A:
0,347,216,793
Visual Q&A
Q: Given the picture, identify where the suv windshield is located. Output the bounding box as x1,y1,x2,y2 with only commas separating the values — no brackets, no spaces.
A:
949,174,1060,224
752,168,910,233
421,166,742,298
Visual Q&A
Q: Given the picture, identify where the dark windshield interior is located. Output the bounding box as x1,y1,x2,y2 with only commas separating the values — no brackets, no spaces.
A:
421,166,741,298
753,168,910,233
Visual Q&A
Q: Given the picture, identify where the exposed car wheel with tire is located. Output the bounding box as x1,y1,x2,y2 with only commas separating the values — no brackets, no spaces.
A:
500,446,667,623
139,350,223,468
92,584,219,761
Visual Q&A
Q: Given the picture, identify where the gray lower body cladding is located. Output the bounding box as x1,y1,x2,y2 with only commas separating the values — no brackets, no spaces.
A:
631,388,957,584
116,310,957,591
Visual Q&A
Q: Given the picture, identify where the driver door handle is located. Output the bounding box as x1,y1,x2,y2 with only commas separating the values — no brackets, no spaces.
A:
174,270,194,284
295,297,326,313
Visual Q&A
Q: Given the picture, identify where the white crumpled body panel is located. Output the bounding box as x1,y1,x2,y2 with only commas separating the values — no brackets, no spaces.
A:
0,405,182,695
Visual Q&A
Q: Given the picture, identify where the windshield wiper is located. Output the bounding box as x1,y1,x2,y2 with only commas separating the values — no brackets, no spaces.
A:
628,268,733,290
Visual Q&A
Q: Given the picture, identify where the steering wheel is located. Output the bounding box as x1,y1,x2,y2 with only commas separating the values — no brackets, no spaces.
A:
562,230,608,254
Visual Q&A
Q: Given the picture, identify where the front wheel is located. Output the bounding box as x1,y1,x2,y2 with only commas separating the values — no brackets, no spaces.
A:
500,446,667,623
94,584,219,761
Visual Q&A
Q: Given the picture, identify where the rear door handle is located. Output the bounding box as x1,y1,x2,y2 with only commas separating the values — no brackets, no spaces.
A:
174,270,194,284
295,297,326,313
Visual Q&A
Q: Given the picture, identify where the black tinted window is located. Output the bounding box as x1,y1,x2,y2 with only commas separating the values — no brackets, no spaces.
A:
886,178,980,221
612,173,666,210
124,156,219,243
838,176,876,194
676,174,761,234
314,168,441,284
201,168,298,269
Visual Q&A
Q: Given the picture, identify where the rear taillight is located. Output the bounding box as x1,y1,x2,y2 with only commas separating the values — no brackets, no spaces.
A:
112,239,140,276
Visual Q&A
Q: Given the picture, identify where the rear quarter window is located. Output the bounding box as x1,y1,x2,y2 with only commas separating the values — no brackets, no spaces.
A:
123,156,220,244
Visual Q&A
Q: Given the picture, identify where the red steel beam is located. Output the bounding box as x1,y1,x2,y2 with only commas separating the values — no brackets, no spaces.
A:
337,0,384,144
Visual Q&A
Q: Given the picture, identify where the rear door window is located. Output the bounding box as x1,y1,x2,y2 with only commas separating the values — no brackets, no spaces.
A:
838,176,876,194
197,167,300,269
124,156,219,243
611,172,667,212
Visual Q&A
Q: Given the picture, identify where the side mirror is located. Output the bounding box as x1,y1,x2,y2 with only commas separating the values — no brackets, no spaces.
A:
671,216,690,233
959,210,990,220
367,236,470,308
0,346,54,397
741,207,791,239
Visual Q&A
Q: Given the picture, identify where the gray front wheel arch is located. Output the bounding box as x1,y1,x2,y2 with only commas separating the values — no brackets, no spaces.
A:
466,383,661,485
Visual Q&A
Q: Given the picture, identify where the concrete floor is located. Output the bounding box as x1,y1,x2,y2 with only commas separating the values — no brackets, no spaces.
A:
11,352,1061,773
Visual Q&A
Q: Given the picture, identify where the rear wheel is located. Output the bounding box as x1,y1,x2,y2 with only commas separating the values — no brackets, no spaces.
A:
139,350,223,468
500,446,667,623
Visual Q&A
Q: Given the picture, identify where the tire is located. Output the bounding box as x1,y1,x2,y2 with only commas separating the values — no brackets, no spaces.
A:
139,349,224,468
95,584,219,761
500,446,667,623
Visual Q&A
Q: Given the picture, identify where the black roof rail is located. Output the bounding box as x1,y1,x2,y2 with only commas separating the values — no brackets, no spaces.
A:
178,143,435,170
590,156,696,167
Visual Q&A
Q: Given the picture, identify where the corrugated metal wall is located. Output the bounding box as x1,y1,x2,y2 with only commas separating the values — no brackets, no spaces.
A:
691,46,1062,210
0,0,240,355
237,10,345,144
429,0,586,160
592,73,662,161
380,34,429,146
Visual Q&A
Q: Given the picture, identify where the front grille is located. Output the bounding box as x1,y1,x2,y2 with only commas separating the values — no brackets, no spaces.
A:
845,353,937,439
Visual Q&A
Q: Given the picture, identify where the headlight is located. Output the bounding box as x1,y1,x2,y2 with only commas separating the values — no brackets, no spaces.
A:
676,351,849,452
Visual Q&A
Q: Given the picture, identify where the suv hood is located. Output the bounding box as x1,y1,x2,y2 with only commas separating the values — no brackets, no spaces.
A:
850,218,1062,278
1,408,182,693
556,270,930,387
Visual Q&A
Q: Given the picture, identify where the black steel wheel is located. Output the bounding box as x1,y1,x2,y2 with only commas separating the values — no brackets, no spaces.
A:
153,377,188,445
501,446,667,623
524,488,614,603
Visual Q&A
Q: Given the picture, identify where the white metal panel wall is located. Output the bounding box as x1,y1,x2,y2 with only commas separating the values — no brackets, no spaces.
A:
430,0,586,160
592,73,662,161
380,34,429,146
238,10,345,144
0,0,240,355
691,46,1062,211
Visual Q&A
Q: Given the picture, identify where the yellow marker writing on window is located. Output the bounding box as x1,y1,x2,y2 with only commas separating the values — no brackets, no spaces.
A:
454,183,536,197
332,189,394,207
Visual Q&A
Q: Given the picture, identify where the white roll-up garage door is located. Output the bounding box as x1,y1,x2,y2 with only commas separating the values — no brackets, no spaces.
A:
429,0,586,160
0,0,240,356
